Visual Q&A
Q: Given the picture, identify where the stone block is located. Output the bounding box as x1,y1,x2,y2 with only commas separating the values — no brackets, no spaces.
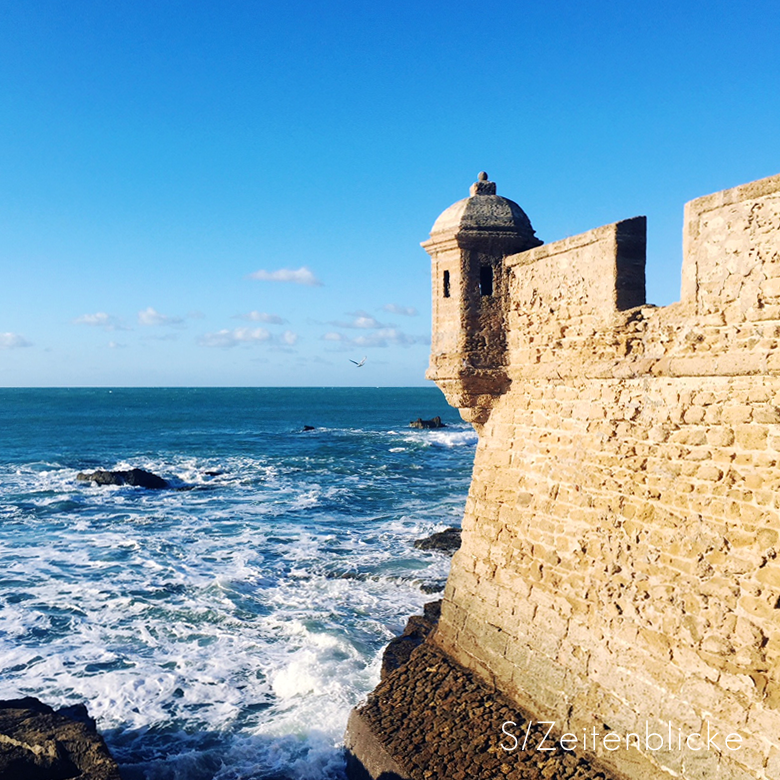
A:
698,463,724,481
680,749,722,780
724,406,755,424
766,744,780,778
736,425,769,450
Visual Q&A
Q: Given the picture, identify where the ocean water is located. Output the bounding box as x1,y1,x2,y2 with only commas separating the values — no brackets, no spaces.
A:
0,387,476,779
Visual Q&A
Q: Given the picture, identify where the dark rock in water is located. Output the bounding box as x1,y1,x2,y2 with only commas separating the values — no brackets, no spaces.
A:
0,697,121,780
420,581,445,595
409,415,446,429
76,468,169,490
413,527,461,554
380,600,442,680
301,425,316,432
422,600,441,623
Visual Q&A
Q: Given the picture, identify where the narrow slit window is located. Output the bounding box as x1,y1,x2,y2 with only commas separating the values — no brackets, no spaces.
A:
480,265,493,296
443,270,451,298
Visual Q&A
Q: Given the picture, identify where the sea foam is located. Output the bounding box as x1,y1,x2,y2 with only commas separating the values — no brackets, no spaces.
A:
0,388,475,779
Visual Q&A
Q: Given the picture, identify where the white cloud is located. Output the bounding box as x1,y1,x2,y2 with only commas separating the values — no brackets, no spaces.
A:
330,310,387,330
138,307,185,327
107,341,127,349
0,332,32,349
382,303,418,317
248,266,323,286
321,328,428,350
73,312,127,330
235,311,287,324
198,326,301,349
354,328,429,348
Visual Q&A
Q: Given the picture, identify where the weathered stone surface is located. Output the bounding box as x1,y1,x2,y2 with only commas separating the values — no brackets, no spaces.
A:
347,643,617,780
0,697,120,780
76,468,169,489
345,710,411,780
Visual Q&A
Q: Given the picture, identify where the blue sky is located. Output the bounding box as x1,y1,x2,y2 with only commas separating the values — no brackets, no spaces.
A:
1,0,779,386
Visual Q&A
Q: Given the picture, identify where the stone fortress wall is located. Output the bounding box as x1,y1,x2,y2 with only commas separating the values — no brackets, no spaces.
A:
424,172,780,779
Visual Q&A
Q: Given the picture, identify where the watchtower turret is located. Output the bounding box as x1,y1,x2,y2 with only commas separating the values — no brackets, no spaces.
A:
422,172,542,426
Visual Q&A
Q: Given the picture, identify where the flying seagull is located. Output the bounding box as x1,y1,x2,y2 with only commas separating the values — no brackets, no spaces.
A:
350,356,367,367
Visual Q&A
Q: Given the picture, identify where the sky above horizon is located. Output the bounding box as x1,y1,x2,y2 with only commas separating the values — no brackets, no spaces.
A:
1,0,779,387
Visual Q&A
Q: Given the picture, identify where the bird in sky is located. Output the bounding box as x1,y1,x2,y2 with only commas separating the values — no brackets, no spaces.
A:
350,356,367,367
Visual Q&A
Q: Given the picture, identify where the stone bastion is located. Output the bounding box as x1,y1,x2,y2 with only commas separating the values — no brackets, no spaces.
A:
347,171,780,780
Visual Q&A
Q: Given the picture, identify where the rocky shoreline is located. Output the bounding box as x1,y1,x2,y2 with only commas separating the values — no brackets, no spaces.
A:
0,697,121,780
345,641,618,780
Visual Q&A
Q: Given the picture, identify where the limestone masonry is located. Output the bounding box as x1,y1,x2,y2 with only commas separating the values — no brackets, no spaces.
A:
346,171,780,780
419,170,780,780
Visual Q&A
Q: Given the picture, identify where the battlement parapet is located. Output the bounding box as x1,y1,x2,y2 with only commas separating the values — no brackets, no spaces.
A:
508,216,646,318
683,172,780,320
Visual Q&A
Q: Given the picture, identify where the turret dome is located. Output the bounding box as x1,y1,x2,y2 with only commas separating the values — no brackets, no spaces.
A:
429,172,542,250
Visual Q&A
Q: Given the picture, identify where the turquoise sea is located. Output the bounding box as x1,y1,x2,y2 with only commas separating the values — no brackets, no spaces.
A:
0,387,476,779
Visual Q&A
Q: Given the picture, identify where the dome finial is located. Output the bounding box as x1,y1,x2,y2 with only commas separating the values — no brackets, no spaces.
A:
470,171,496,196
